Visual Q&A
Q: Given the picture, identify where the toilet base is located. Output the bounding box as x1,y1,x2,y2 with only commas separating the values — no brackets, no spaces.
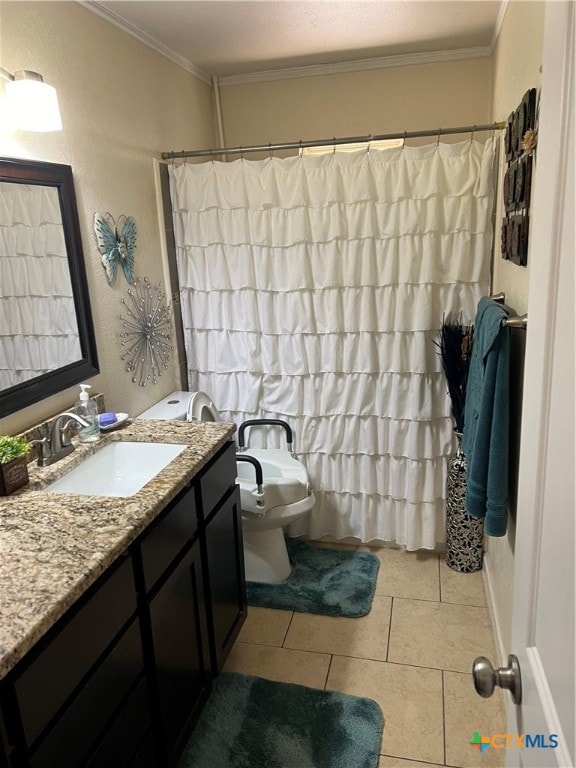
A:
243,527,292,583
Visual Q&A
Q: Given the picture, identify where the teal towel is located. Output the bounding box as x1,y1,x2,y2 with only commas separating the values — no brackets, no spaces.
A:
462,297,510,536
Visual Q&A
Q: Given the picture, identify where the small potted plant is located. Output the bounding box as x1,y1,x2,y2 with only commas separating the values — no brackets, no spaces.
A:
0,435,31,495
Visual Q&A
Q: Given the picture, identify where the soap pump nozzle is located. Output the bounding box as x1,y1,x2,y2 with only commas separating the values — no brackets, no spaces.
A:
79,383,91,402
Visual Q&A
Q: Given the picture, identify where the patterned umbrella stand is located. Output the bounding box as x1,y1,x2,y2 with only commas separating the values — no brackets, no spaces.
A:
446,436,484,573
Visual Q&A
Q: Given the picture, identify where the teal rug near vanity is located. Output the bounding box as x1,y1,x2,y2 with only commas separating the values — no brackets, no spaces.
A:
179,672,383,768
246,539,380,618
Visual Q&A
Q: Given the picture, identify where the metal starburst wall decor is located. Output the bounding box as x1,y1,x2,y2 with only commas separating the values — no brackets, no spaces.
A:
119,277,173,386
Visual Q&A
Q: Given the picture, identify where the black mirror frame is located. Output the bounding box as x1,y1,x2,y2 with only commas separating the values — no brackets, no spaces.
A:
0,158,99,418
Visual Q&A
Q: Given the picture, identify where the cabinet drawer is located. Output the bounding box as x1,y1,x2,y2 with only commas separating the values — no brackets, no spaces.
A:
199,442,237,520
14,556,136,747
83,676,151,768
128,729,157,768
29,620,144,768
139,484,197,593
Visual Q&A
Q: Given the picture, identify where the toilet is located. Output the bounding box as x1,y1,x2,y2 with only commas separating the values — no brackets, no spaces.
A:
137,391,314,583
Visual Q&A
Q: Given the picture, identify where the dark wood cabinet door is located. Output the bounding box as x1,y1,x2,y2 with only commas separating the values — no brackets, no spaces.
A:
148,541,211,766
204,486,247,673
13,556,136,749
82,676,151,768
199,442,237,520
138,484,197,595
29,622,145,768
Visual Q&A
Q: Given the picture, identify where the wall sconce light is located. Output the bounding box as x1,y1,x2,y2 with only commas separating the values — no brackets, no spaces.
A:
0,68,62,132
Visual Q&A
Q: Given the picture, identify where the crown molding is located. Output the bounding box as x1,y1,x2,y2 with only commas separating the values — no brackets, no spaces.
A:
79,1,212,85
218,46,493,86
490,0,510,54
79,1,495,88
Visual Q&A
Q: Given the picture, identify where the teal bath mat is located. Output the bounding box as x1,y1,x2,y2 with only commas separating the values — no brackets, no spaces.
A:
247,538,380,618
179,672,383,768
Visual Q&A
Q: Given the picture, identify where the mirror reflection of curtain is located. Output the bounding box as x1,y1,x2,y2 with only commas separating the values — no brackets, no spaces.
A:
169,139,495,549
0,182,81,389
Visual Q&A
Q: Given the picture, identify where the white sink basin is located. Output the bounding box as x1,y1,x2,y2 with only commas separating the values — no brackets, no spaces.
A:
45,441,187,497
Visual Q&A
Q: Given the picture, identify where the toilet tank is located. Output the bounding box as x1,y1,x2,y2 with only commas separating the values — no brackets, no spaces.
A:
137,391,192,421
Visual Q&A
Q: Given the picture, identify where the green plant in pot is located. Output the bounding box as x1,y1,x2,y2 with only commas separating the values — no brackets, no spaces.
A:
0,435,31,496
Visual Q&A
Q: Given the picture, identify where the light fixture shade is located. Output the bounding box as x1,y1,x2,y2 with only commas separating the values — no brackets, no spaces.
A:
5,73,62,132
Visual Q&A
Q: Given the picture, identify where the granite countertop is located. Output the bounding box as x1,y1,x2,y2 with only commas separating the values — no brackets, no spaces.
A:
0,418,236,680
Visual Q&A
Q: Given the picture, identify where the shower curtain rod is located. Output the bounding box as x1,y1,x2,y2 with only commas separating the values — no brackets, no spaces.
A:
161,121,506,160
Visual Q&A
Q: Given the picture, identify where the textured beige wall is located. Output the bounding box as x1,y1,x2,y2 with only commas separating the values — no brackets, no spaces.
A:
491,0,545,313
486,0,545,660
220,58,493,150
0,1,214,435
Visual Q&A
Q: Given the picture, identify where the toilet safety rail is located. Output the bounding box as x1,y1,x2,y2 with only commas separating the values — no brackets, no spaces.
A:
236,455,264,495
237,419,294,454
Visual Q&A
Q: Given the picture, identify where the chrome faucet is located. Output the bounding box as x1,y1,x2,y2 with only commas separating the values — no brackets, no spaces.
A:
31,412,90,467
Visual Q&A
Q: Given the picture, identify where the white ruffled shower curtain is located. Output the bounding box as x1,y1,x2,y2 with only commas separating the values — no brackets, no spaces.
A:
169,139,494,549
0,182,81,389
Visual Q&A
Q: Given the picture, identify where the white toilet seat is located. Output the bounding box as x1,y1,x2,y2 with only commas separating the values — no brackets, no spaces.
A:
236,448,314,525
186,392,220,422
236,446,315,582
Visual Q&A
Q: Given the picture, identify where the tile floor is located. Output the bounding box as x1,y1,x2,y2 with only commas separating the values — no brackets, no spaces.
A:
224,543,507,768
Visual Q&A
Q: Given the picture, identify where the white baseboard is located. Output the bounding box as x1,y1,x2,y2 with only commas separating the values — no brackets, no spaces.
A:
482,551,510,717
482,550,508,666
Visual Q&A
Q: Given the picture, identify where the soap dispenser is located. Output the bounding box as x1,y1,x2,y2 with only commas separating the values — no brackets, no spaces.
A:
75,384,101,443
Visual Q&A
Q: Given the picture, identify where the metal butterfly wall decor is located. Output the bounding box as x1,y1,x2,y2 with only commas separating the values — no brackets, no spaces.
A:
94,212,137,287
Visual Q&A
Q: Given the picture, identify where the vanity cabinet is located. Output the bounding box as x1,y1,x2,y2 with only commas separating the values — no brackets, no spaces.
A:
203,485,246,673
197,441,247,674
134,482,211,766
0,440,246,768
2,555,145,768
146,541,209,765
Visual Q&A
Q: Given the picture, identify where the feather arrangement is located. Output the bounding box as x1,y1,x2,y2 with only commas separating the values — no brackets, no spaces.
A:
434,314,474,434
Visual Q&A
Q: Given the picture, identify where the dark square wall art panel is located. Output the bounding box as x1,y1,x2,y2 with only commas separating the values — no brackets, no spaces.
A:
501,88,538,267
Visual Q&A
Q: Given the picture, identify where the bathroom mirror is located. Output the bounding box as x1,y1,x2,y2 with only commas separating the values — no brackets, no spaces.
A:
0,157,99,417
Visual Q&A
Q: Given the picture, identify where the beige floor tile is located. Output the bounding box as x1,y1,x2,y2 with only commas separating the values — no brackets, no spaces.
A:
379,758,444,768
223,641,330,689
444,671,506,768
327,655,444,765
237,606,293,646
358,548,440,601
440,559,487,607
283,597,392,660
388,598,495,672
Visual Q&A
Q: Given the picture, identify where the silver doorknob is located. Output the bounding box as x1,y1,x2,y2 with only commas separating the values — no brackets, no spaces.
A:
473,654,522,704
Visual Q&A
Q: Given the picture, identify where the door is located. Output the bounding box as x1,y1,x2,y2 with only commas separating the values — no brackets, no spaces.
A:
507,3,574,766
